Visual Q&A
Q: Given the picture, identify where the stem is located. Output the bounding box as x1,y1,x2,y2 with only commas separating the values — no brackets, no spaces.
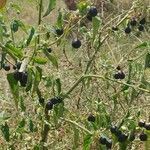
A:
37,0,43,44
11,29,15,45
64,74,150,100
61,118,93,135
64,76,84,97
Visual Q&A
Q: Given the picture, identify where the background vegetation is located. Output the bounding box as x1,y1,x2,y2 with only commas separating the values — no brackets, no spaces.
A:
0,0,150,149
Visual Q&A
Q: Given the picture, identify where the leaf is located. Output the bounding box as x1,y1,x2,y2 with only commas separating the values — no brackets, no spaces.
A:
1,122,10,142
17,20,27,33
43,50,58,69
32,66,42,94
0,112,10,123
29,119,34,132
7,73,19,109
18,118,26,128
135,42,148,49
43,0,56,17
5,43,23,59
20,96,26,112
92,16,101,40
55,78,61,94
145,53,150,69
83,134,92,150
10,20,19,32
26,27,35,46
26,68,33,92
56,11,63,28
33,56,47,64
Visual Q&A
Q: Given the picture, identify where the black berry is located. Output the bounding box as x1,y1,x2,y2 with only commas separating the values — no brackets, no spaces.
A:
118,133,128,143
144,123,150,130
130,18,137,26
139,132,147,141
105,139,112,149
138,25,144,31
138,120,145,127
139,18,146,25
16,62,22,69
87,114,95,122
112,26,119,31
114,130,122,137
99,136,107,145
39,97,45,105
13,71,22,81
20,72,28,87
50,97,63,105
119,71,125,79
3,64,10,71
55,28,64,36
110,125,118,134
13,65,17,70
116,65,121,70
125,26,131,34
72,39,81,49
47,48,52,53
45,101,53,110
114,73,120,79
113,71,125,79
88,6,98,17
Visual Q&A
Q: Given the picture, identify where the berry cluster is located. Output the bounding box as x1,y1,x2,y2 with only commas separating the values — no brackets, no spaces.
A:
13,71,28,87
110,126,129,143
45,97,63,111
114,71,125,80
124,17,146,34
55,6,98,49
99,136,112,149
113,66,125,80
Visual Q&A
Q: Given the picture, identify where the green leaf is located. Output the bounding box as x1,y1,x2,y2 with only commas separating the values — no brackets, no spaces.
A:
135,42,148,49
55,78,61,94
17,20,27,33
18,118,26,128
29,119,34,132
77,1,89,15
5,43,23,59
0,112,10,123
26,68,33,92
43,0,56,17
32,66,42,94
83,134,92,150
43,50,58,69
1,122,10,142
10,20,19,32
56,11,63,28
92,17,101,40
26,27,35,46
33,56,47,64
20,96,26,112
145,53,150,69
7,73,19,109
